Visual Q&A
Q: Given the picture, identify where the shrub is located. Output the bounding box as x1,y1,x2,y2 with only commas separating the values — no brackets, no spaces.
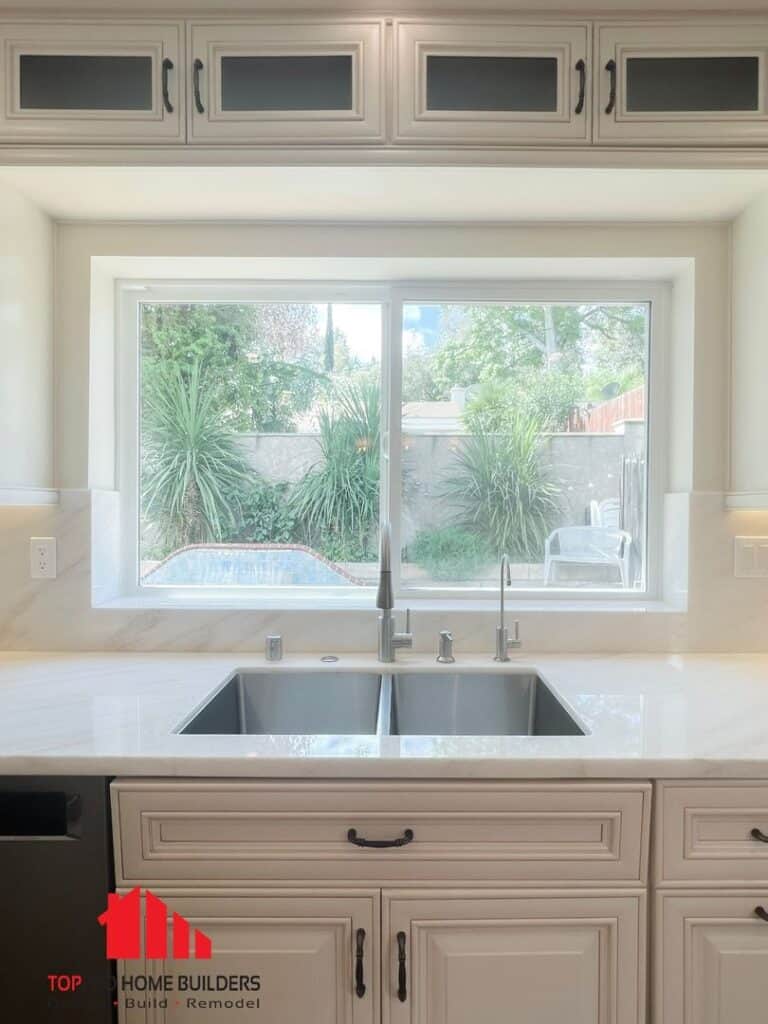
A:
444,414,560,562
408,527,493,580
141,361,251,553
221,480,299,545
290,379,380,560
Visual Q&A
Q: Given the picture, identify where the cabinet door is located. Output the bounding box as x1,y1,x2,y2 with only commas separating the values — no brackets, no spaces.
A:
394,19,591,144
0,21,184,142
657,892,768,1024
188,20,384,143
120,891,378,1024
383,890,644,1024
596,21,768,145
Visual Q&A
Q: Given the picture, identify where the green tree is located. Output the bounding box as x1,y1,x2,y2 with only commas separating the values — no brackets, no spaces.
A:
140,302,325,432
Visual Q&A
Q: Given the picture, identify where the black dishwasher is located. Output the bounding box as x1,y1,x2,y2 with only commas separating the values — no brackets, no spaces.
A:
0,776,115,1022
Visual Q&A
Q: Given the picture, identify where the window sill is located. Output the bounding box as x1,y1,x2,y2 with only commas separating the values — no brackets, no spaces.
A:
94,593,681,615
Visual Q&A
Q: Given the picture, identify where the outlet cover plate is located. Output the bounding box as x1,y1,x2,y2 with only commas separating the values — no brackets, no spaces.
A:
734,536,768,578
30,536,57,580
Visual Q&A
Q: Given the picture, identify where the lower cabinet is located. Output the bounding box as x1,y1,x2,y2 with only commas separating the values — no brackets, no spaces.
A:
383,891,644,1024
657,892,768,1024
121,891,379,1024
120,889,644,1024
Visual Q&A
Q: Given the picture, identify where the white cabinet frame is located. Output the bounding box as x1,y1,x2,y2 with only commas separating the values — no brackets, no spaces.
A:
0,20,184,143
188,19,385,144
394,19,591,145
596,21,768,146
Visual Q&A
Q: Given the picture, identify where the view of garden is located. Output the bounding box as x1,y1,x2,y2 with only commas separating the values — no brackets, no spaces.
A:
139,298,649,590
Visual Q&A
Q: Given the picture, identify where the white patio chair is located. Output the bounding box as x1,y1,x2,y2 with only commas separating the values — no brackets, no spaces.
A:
544,526,632,587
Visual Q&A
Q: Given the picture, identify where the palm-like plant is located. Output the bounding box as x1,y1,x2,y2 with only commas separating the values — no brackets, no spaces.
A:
445,413,560,562
290,379,380,560
141,361,252,552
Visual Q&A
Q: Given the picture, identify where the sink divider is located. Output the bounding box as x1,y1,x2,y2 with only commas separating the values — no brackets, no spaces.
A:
376,674,393,738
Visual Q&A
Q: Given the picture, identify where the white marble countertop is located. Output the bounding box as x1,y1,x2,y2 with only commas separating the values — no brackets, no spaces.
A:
2,650,768,778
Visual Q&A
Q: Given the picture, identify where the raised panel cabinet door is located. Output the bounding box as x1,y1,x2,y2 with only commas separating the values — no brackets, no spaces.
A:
0,21,184,142
596,21,768,145
188,20,384,143
657,892,768,1024
383,890,644,1024
394,19,591,144
120,891,379,1024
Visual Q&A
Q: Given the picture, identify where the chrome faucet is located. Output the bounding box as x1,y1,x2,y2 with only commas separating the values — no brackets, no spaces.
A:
494,554,521,661
376,523,413,662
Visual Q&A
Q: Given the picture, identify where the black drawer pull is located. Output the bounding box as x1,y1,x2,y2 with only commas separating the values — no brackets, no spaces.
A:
347,827,414,849
751,828,768,843
755,906,768,922
605,59,617,115
575,59,586,115
161,58,174,114
397,931,407,1002
355,928,366,998
193,58,205,114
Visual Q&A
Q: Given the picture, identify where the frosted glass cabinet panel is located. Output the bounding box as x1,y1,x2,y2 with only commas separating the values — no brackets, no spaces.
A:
188,20,384,143
394,20,591,144
0,22,184,142
597,22,768,144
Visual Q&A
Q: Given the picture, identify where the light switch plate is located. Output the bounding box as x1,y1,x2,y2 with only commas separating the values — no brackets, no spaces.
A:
30,536,57,579
734,536,768,578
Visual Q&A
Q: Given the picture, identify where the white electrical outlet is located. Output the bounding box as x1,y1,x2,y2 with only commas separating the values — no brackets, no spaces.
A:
30,537,57,580
734,536,768,578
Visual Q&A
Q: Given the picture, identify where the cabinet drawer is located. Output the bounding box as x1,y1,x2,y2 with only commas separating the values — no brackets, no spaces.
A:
657,781,768,884
113,780,650,887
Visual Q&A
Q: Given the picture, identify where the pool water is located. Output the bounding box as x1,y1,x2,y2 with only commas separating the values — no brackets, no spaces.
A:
143,546,358,587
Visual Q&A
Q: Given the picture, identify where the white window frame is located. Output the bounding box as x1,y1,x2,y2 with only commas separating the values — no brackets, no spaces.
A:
117,278,668,608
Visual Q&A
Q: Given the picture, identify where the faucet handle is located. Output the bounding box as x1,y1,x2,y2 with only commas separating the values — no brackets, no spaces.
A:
404,607,411,635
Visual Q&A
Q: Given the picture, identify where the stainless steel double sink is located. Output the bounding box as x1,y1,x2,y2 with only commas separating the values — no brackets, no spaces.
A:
177,668,585,738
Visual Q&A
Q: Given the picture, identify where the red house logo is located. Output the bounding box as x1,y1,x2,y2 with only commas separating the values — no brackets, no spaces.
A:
98,888,212,960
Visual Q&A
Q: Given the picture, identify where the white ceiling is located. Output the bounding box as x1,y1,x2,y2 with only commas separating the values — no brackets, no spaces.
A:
1,165,767,223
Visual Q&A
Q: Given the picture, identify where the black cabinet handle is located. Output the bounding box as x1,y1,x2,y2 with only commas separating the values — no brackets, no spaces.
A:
755,906,768,922
161,58,174,114
193,58,205,114
751,828,768,843
396,931,407,1002
605,59,617,115
355,928,366,998
347,827,414,849
575,59,586,115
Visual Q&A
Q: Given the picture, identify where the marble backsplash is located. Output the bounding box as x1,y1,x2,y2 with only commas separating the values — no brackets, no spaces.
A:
0,488,764,653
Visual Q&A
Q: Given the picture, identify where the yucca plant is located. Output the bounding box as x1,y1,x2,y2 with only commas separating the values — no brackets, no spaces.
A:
141,361,252,552
444,413,560,562
290,379,380,560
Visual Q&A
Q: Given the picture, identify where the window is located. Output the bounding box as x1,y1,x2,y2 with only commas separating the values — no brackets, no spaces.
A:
119,282,663,601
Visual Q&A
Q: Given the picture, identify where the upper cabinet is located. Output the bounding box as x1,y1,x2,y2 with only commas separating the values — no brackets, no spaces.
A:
0,21,184,143
394,19,591,145
187,19,384,144
2,15,768,152
596,21,768,146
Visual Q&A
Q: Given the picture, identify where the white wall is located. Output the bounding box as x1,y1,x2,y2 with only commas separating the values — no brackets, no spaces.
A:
0,181,53,490
1,216,761,653
731,192,768,497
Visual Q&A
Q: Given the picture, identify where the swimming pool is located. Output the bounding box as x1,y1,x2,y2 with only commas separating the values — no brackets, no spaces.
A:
143,545,360,587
